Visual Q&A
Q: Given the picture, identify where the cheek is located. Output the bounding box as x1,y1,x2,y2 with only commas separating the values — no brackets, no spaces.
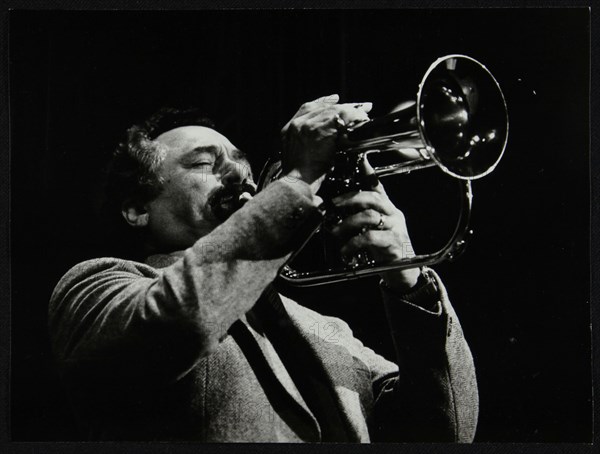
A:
173,174,219,214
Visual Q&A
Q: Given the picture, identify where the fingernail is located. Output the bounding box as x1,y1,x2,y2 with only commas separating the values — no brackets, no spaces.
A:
326,94,340,103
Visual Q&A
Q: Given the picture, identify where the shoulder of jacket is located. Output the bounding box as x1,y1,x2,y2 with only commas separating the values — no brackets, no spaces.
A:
64,257,158,279
50,257,158,302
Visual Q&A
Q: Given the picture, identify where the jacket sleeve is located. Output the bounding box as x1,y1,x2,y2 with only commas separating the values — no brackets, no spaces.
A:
49,179,323,387
354,269,478,442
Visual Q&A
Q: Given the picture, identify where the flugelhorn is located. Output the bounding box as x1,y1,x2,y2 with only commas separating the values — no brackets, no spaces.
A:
259,55,509,287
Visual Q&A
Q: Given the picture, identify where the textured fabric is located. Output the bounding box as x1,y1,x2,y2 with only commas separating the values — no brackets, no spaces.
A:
49,178,478,442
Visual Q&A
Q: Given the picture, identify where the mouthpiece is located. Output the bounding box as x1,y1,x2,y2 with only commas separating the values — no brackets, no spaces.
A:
239,192,253,203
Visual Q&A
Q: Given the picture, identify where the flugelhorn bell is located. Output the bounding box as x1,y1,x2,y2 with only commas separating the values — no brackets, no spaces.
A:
342,54,508,179
259,54,508,287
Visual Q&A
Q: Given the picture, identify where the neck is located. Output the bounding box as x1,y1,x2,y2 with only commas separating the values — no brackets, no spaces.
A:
145,250,185,268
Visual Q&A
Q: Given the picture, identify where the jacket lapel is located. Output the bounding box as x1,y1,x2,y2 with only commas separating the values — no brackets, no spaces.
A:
240,311,322,437
274,293,371,442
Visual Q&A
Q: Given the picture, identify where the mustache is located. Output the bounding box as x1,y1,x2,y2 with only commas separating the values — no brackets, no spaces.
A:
207,179,257,222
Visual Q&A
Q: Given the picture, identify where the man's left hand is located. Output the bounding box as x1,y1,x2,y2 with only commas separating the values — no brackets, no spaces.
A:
328,159,421,292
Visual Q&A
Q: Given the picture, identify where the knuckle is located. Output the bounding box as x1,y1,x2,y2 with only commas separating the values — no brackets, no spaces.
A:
300,101,318,114
337,104,352,113
357,195,371,210
370,191,383,202
365,209,379,221
290,119,302,132
299,122,312,135
343,215,357,229
364,230,376,242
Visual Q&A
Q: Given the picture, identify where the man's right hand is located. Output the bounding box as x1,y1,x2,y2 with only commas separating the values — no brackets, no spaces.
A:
280,94,372,194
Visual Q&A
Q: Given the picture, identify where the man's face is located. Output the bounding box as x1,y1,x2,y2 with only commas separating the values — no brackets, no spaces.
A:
143,125,252,251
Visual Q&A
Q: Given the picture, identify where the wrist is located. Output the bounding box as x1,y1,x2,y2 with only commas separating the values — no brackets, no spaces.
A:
381,268,441,313
278,173,324,207
381,267,421,292
283,168,326,195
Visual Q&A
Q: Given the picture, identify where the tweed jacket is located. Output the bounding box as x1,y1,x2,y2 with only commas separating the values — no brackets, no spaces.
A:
49,179,478,442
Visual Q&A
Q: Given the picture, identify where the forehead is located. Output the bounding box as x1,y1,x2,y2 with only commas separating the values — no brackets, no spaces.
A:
154,125,234,153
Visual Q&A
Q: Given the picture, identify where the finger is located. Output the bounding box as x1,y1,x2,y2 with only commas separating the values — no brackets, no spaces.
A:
296,94,340,116
302,101,370,125
295,112,342,140
362,154,387,196
340,230,396,259
351,102,373,114
335,104,371,125
282,107,339,140
330,209,382,240
303,104,340,122
312,114,344,135
315,94,340,105
332,190,395,215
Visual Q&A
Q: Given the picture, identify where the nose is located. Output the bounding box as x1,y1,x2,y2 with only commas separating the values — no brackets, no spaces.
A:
220,158,252,186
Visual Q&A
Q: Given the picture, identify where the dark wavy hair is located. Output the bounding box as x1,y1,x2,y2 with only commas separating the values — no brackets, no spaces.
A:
101,107,216,258
105,107,216,210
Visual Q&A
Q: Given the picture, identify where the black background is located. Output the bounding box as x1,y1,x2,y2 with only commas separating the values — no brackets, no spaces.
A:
9,9,591,442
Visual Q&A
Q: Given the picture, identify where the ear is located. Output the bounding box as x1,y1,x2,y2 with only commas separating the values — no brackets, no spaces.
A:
121,198,150,228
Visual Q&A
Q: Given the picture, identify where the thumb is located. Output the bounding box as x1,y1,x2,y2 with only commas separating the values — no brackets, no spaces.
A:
361,154,387,196
353,102,373,114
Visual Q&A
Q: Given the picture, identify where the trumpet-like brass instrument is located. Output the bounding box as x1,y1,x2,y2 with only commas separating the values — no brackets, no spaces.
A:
259,55,509,287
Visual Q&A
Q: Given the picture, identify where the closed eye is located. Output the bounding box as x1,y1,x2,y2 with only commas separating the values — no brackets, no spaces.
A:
186,151,216,170
192,161,215,168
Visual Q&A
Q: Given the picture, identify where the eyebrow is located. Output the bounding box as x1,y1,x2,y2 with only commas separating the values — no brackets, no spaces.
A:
182,146,248,162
